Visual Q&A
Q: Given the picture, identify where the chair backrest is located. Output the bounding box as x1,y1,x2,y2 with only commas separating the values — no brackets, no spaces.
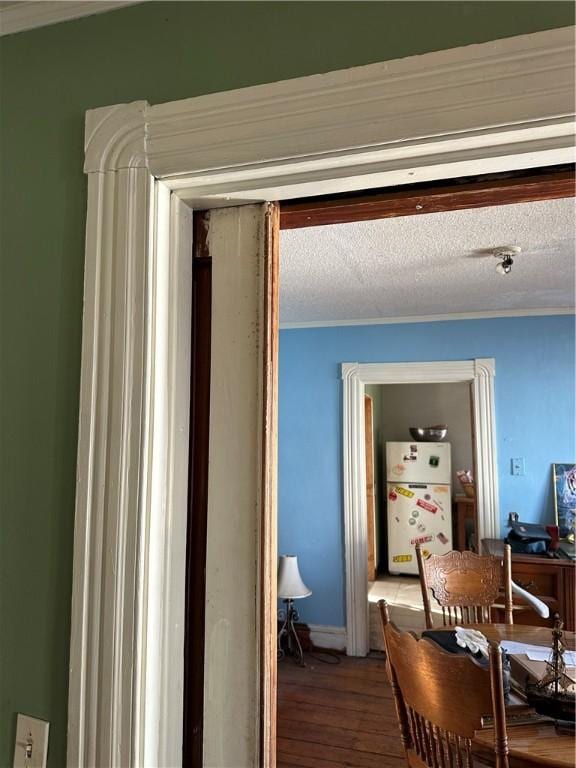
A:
379,600,509,768
416,544,513,630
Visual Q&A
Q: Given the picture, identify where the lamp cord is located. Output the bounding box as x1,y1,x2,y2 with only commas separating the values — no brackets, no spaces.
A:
305,649,342,665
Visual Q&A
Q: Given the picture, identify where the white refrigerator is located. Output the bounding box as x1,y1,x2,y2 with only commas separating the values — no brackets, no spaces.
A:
386,441,452,575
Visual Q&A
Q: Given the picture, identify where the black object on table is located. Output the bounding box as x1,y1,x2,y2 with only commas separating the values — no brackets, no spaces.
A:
422,630,511,697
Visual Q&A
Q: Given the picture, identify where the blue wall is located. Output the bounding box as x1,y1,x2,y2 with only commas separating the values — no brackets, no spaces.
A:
278,315,575,627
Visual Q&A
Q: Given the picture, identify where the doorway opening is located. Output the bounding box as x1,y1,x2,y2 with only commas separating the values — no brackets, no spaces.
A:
339,358,497,656
368,380,476,573
366,380,476,648
274,169,574,764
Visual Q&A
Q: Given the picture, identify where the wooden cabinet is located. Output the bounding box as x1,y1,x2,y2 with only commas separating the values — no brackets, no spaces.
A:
483,538,575,631
454,495,476,551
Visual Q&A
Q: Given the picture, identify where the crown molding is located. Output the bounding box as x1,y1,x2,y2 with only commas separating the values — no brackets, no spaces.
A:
0,1,143,37
280,308,576,330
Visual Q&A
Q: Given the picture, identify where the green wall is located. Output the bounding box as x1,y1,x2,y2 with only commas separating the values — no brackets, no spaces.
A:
1,2,573,764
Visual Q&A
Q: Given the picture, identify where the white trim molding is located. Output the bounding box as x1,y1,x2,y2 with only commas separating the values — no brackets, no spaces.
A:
280,308,576,330
69,162,153,767
70,26,574,767
149,26,575,204
69,113,191,768
308,625,347,652
341,359,499,657
0,1,142,37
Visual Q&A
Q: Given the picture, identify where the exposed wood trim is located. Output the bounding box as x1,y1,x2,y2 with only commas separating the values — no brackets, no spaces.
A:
183,213,211,768
468,382,479,554
0,1,143,37
260,203,280,768
280,167,575,229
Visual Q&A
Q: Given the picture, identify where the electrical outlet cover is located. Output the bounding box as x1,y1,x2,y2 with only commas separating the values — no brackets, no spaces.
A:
13,714,49,768
511,457,525,476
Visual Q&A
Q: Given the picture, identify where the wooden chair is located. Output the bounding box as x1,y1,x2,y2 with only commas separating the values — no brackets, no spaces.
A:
379,600,509,768
416,544,513,629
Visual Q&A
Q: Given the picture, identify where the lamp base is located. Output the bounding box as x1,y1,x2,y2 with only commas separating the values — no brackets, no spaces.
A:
278,599,305,665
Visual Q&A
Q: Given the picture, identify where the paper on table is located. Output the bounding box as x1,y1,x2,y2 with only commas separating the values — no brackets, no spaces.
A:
501,640,549,655
526,649,576,665
501,640,576,666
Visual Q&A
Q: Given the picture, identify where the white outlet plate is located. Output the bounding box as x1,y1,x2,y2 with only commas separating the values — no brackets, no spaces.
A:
511,457,525,476
13,714,49,768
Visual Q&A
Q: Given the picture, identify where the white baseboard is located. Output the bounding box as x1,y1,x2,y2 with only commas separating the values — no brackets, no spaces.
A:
308,624,347,651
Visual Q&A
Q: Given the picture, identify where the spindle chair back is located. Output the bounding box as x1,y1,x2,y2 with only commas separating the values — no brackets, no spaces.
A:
379,600,509,768
416,544,513,630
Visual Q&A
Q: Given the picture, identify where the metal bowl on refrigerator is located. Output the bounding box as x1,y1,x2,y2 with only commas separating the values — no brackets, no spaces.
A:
409,426,448,442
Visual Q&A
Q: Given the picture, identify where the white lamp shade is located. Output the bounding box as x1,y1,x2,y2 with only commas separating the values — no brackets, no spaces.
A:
278,555,312,599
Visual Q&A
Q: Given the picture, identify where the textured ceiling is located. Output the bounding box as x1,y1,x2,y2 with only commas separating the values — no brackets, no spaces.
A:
279,198,575,325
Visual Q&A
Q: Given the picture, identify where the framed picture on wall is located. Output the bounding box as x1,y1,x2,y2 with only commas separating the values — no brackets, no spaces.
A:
552,463,576,535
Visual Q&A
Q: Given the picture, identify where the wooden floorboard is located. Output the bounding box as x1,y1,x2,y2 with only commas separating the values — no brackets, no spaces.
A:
279,700,396,732
279,681,393,717
280,669,392,698
282,654,390,682
277,653,405,767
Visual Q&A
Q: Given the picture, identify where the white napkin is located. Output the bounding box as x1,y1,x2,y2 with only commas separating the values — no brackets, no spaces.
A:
454,626,489,658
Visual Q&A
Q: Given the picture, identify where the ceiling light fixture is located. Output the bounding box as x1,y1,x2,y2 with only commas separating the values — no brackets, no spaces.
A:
493,245,521,276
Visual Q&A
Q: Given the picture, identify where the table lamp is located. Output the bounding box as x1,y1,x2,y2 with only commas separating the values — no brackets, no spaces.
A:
277,554,312,664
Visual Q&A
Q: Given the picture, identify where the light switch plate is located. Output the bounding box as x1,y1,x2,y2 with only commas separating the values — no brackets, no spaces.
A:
13,714,49,768
511,457,525,476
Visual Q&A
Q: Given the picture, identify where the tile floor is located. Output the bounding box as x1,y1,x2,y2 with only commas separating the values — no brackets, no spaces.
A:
368,573,444,650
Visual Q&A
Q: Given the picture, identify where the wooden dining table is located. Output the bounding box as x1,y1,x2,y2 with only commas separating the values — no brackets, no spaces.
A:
457,624,575,767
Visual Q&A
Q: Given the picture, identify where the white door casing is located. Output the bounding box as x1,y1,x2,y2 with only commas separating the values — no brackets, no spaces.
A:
70,120,194,767
70,27,574,767
341,359,498,657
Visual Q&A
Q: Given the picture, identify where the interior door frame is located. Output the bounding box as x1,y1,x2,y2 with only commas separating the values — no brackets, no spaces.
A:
364,394,377,583
342,359,497,656
70,27,574,767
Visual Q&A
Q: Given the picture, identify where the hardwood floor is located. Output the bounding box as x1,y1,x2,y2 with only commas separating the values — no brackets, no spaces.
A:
277,653,405,767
